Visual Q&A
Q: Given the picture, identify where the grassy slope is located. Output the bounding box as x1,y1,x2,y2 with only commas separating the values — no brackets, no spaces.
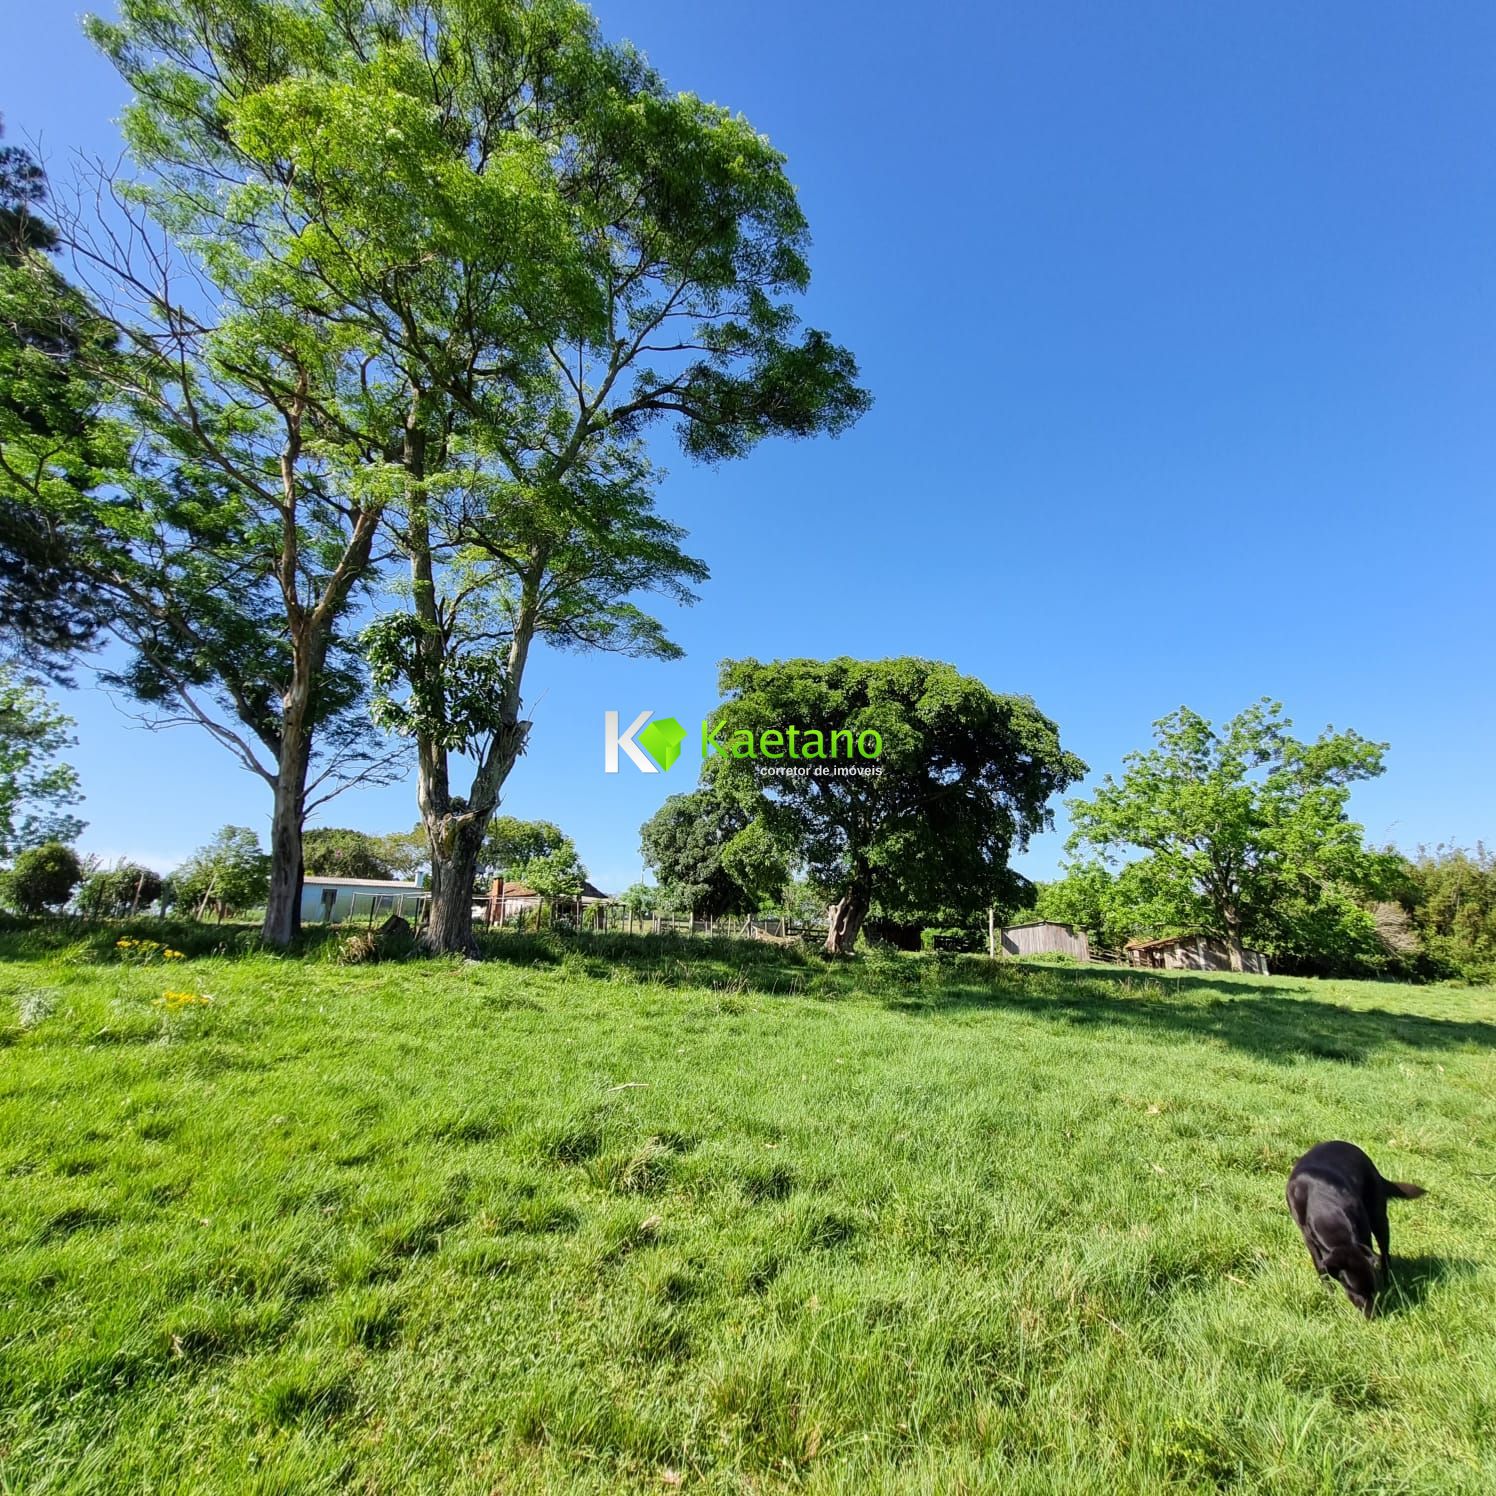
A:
1,928,1494,1494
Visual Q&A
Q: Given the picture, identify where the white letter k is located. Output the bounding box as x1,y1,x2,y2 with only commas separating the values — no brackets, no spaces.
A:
605,710,657,773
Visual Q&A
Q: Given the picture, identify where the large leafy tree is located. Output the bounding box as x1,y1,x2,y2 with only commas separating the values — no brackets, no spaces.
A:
481,817,571,878
52,0,578,946
376,825,431,880
365,457,709,951
3,141,396,938
514,842,587,904
1066,699,1388,970
341,2,867,953
616,881,657,920
639,784,785,918
1022,858,1219,953
82,0,868,956
9,91,408,948
478,815,586,905
0,666,84,859
708,658,1085,955
302,828,395,881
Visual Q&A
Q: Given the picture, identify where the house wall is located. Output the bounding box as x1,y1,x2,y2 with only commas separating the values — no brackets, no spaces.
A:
1001,923,1090,960
301,884,429,926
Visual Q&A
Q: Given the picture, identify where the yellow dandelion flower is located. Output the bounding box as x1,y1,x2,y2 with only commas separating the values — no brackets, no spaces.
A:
160,990,212,1007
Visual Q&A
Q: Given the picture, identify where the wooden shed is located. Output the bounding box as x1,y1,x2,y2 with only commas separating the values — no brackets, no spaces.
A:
1001,921,1091,961
1124,934,1268,975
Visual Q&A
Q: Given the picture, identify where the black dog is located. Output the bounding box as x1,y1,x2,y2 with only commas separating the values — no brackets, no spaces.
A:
1287,1141,1424,1315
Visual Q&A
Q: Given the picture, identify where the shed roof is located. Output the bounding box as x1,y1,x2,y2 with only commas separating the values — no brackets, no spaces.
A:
1125,933,1199,951
493,881,612,901
303,876,425,891
1004,920,1079,934
1123,932,1266,956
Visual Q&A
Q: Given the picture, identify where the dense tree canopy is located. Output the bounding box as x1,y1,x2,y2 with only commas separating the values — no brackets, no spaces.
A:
513,843,588,903
376,827,431,880
0,120,124,677
616,881,658,919
1397,845,1496,980
1066,699,1389,970
172,827,271,921
0,666,84,860
76,861,164,919
302,828,396,881
481,818,572,878
639,783,785,918
708,658,1084,954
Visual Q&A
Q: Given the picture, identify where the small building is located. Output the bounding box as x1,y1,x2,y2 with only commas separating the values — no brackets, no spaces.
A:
1125,934,1268,975
1001,921,1091,961
482,879,613,923
301,876,430,927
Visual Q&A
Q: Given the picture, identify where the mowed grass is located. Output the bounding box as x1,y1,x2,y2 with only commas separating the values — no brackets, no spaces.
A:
1,927,1494,1494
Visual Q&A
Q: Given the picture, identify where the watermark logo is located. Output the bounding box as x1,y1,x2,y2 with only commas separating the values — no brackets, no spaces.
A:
605,711,688,773
606,711,881,775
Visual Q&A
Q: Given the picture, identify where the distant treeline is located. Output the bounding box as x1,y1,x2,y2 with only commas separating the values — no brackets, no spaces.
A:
1018,845,1496,983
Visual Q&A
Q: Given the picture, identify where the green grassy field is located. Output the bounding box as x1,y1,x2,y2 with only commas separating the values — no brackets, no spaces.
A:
2,924,1494,1494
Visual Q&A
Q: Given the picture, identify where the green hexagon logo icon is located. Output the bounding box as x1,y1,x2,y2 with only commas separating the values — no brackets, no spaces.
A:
636,715,687,771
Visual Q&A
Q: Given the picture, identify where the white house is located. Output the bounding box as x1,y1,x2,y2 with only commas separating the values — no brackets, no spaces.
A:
301,876,430,927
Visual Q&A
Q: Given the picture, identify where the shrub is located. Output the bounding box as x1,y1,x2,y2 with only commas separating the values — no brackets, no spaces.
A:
76,863,164,918
5,842,83,914
336,931,382,966
336,916,416,965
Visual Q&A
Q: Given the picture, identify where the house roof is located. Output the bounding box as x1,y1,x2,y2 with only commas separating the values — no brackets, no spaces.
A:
494,880,612,901
303,876,426,891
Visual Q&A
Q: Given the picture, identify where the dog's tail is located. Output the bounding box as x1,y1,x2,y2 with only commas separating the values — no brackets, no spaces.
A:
1385,1178,1425,1200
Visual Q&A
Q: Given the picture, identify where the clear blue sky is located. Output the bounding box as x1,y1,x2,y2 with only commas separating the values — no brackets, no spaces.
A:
4,2,1494,894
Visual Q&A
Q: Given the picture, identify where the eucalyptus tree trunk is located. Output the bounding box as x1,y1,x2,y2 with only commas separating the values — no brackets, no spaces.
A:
420,809,487,955
261,710,310,948
418,713,531,956
405,411,538,956
259,402,382,949
259,595,376,949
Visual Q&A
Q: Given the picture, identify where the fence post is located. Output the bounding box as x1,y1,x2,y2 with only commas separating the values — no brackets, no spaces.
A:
988,907,995,960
